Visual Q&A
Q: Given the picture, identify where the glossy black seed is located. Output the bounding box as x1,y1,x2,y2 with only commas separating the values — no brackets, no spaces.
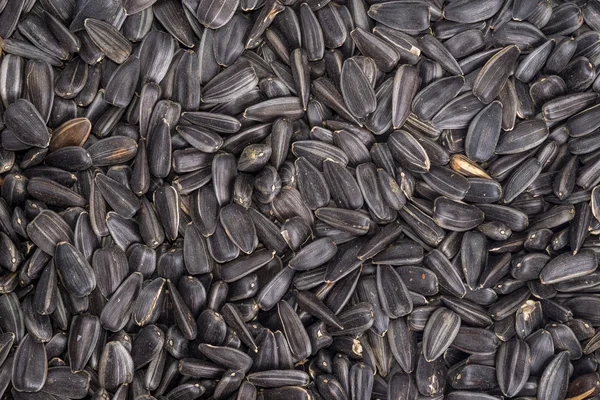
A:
11,334,47,392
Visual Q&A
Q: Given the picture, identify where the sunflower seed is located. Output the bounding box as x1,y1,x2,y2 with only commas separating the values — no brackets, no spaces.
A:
495,338,531,397
432,93,485,130
5,99,50,149
98,341,134,392
68,315,101,373
11,334,47,392
538,351,570,400
350,28,399,73
465,101,503,163
419,34,462,76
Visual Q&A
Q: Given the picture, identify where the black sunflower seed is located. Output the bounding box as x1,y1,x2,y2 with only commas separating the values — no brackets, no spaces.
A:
98,341,134,392
5,99,50,149
392,65,420,129
11,334,47,392
84,18,132,64
474,45,520,104
496,338,531,397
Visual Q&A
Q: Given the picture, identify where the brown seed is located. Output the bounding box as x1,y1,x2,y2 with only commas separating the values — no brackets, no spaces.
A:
450,154,492,179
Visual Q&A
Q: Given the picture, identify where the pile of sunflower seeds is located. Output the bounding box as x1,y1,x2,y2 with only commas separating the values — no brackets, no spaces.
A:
6,0,600,399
